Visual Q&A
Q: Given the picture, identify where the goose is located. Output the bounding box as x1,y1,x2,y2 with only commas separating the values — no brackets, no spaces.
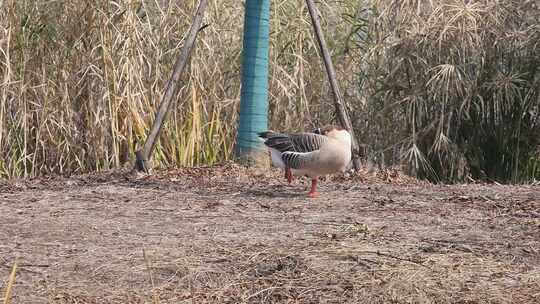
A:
258,125,352,198
259,127,322,184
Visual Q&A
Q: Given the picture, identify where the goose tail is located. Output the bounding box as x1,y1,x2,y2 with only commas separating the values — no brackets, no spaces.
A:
257,131,275,141
258,131,287,168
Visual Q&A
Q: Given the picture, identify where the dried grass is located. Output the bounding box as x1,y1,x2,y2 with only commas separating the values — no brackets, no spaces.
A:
2,260,17,304
0,0,539,182
0,0,357,178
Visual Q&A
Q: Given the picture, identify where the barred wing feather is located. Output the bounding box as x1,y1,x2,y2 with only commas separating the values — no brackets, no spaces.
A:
281,151,313,169
258,132,326,153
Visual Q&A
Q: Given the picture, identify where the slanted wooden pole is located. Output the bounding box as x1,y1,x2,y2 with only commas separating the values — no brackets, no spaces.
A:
305,0,361,171
135,0,209,172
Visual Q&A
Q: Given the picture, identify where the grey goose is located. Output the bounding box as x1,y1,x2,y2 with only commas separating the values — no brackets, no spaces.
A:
258,125,352,197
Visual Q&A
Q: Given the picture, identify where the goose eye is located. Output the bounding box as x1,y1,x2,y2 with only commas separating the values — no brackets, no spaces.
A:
313,128,321,134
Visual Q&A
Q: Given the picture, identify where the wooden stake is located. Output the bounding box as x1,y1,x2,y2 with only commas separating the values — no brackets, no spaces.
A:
135,0,209,172
305,0,362,171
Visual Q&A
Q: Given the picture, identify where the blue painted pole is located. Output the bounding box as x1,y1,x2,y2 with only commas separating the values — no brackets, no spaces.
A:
235,0,270,163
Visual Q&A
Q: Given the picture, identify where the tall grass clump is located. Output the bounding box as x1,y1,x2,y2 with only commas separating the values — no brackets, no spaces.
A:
5,0,537,183
0,0,240,177
0,0,360,178
352,0,540,182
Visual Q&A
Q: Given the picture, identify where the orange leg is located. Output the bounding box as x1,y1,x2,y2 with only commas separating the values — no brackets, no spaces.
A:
308,178,319,198
285,167,293,184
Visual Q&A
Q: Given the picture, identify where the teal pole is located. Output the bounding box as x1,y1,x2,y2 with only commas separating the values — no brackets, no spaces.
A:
235,0,270,162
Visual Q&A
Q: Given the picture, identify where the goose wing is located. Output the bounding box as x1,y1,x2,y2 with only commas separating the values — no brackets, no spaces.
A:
281,151,316,170
258,131,326,153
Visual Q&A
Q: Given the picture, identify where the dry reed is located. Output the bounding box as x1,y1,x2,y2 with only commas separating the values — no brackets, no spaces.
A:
1,0,539,182
0,0,357,178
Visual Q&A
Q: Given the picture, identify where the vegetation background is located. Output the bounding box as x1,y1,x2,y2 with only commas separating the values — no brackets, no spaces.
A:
0,0,539,182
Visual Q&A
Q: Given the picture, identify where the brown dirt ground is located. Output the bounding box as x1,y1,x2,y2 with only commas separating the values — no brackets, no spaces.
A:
0,163,539,304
